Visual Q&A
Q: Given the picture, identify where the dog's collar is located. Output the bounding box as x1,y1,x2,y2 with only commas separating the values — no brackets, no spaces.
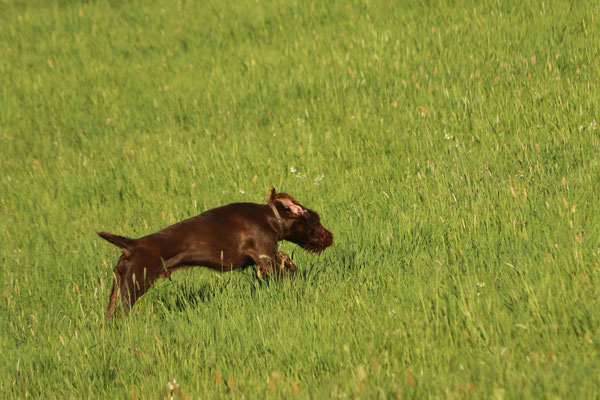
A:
268,202,284,240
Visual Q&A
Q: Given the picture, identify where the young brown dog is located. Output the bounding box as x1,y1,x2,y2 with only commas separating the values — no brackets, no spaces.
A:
98,188,333,317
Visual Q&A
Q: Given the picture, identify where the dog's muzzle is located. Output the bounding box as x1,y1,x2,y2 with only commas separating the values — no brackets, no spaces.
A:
302,226,333,253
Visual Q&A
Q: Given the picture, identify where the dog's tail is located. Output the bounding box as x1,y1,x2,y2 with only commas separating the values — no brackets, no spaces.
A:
98,232,136,256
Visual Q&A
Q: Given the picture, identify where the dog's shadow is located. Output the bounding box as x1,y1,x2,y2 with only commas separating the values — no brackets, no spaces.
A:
153,268,293,314
154,271,260,313
154,279,221,313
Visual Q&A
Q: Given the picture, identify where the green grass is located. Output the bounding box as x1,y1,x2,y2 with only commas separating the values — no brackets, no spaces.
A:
1,0,600,397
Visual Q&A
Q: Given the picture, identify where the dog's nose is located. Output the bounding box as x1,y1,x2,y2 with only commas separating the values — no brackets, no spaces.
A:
323,229,333,247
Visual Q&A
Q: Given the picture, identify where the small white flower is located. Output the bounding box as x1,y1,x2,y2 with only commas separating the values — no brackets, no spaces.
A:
444,130,454,140
476,282,486,288
239,189,245,195
313,174,325,185
590,120,597,130
289,167,297,173
296,173,306,179
579,125,585,132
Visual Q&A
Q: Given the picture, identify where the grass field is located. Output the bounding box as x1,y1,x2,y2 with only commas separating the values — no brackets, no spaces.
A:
2,0,600,398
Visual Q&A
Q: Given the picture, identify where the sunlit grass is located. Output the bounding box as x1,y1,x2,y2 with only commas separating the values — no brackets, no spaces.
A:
1,0,599,398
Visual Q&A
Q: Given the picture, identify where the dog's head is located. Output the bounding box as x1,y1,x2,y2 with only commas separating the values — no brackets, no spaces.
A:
268,188,333,253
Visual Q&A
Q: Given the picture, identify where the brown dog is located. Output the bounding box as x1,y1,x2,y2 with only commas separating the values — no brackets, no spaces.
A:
99,188,333,317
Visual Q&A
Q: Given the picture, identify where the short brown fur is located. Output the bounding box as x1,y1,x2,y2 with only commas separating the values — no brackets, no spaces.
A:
99,188,333,317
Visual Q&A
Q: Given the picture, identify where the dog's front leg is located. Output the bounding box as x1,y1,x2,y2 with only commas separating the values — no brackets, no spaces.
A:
246,249,280,279
276,251,297,277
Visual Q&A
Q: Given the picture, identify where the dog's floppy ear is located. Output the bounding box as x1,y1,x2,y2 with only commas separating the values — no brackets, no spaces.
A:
276,197,305,217
268,187,277,202
267,187,305,216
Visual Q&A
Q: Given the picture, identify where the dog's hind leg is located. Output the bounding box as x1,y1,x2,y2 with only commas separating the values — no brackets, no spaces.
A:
118,254,163,315
106,251,162,317
105,271,121,318
106,255,128,318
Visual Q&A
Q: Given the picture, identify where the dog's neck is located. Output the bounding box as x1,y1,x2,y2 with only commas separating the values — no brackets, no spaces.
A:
267,202,284,240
